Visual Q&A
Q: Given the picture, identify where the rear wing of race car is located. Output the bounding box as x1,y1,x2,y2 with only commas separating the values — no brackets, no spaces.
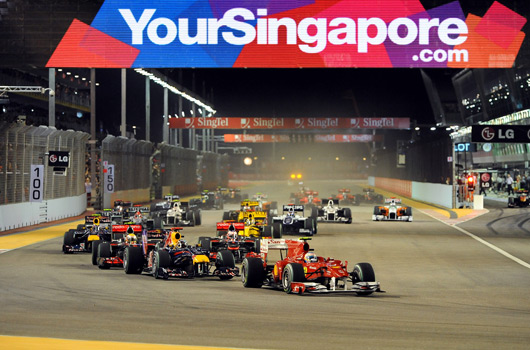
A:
85,215,111,227
128,206,150,214
385,198,402,204
282,205,305,212
338,188,351,193
216,222,245,231
241,200,260,207
111,224,143,233
325,198,340,206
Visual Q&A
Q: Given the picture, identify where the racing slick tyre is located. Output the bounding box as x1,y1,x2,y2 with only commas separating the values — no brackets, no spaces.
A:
194,210,202,226
241,257,265,288
91,240,101,265
62,230,76,253
312,219,318,235
272,222,282,238
252,238,261,254
373,206,381,221
198,237,211,251
310,207,318,220
405,207,413,218
77,224,85,231
153,216,163,229
216,250,236,280
282,263,306,294
124,246,144,274
304,218,314,236
343,208,352,224
352,262,376,296
97,242,112,269
270,201,278,210
262,225,273,238
222,211,230,221
187,211,196,227
153,250,171,279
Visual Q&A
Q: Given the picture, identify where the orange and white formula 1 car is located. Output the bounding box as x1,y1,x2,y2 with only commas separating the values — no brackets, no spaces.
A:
372,198,413,222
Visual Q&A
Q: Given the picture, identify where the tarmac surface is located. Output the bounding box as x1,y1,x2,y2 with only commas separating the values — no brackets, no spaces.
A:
1,180,529,350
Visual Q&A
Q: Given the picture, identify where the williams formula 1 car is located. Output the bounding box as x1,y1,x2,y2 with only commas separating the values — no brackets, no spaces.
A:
271,205,317,236
241,238,382,295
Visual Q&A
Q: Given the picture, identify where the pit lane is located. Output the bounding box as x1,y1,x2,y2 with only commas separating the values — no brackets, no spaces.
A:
1,180,530,350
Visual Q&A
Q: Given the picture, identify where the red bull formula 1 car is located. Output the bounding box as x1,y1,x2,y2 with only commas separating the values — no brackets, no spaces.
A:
241,238,382,295
372,198,413,222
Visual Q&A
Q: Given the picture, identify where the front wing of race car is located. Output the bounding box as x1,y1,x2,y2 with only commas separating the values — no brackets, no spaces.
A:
289,281,382,295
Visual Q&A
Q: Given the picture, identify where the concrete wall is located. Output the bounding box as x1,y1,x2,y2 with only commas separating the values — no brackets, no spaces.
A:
0,194,86,231
369,176,452,208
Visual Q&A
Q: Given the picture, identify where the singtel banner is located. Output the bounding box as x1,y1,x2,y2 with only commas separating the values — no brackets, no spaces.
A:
45,0,527,68
224,134,383,143
169,117,410,129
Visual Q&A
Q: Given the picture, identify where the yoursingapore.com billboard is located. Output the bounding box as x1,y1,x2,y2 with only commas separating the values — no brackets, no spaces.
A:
46,0,527,68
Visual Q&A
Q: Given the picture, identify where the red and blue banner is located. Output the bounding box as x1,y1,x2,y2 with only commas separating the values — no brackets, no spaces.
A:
46,0,527,68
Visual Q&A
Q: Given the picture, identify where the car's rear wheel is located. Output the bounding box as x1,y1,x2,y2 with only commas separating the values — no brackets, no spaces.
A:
222,211,230,221
91,240,101,265
272,222,282,238
216,250,236,280
352,262,376,296
97,242,111,269
282,263,306,294
124,246,144,274
187,211,195,226
77,224,85,231
153,250,170,279
241,257,264,288
62,230,75,253
304,218,314,235
194,210,202,226
343,208,352,224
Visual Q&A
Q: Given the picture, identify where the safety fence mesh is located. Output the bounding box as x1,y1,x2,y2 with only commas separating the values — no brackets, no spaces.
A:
0,122,89,204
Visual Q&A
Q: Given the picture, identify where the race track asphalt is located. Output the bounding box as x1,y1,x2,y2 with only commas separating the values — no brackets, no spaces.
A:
1,180,529,350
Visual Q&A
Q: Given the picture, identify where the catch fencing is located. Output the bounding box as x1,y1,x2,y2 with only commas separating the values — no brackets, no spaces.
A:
0,122,89,205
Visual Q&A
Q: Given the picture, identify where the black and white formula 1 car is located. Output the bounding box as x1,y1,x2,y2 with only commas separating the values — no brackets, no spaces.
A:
271,205,317,236
314,199,352,224
372,198,413,221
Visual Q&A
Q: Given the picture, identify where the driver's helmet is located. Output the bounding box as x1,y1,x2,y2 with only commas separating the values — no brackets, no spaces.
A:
125,232,137,244
169,230,181,248
227,224,238,241
246,214,256,225
177,239,187,248
304,252,318,263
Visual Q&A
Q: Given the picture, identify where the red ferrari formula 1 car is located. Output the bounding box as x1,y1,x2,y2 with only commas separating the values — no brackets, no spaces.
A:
241,238,382,295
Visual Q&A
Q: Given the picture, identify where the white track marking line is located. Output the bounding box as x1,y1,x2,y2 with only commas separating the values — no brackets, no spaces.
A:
417,208,530,270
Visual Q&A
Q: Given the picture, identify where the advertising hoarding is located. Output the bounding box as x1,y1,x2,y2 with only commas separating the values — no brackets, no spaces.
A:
43,0,527,68
170,117,410,129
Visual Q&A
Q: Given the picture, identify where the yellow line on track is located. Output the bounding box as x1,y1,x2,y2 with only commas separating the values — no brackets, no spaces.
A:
0,221,83,250
0,335,249,350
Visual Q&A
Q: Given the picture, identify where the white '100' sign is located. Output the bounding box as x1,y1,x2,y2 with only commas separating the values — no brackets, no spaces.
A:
30,165,44,202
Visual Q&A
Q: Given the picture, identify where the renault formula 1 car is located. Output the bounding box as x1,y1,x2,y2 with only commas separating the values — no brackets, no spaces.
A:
314,199,352,224
372,198,413,221
508,190,530,208
271,205,317,236
241,238,382,295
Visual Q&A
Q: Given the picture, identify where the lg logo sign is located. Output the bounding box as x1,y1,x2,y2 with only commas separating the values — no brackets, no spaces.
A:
481,127,514,141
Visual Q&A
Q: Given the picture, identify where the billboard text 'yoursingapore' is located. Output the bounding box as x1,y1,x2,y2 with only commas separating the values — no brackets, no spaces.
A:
47,0,527,68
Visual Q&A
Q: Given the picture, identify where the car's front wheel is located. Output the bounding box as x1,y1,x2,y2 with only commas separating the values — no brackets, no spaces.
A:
282,263,306,294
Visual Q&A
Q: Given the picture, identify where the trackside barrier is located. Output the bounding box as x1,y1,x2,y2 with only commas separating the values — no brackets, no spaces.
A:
0,194,86,232
369,176,452,208
158,144,198,196
0,123,89,231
